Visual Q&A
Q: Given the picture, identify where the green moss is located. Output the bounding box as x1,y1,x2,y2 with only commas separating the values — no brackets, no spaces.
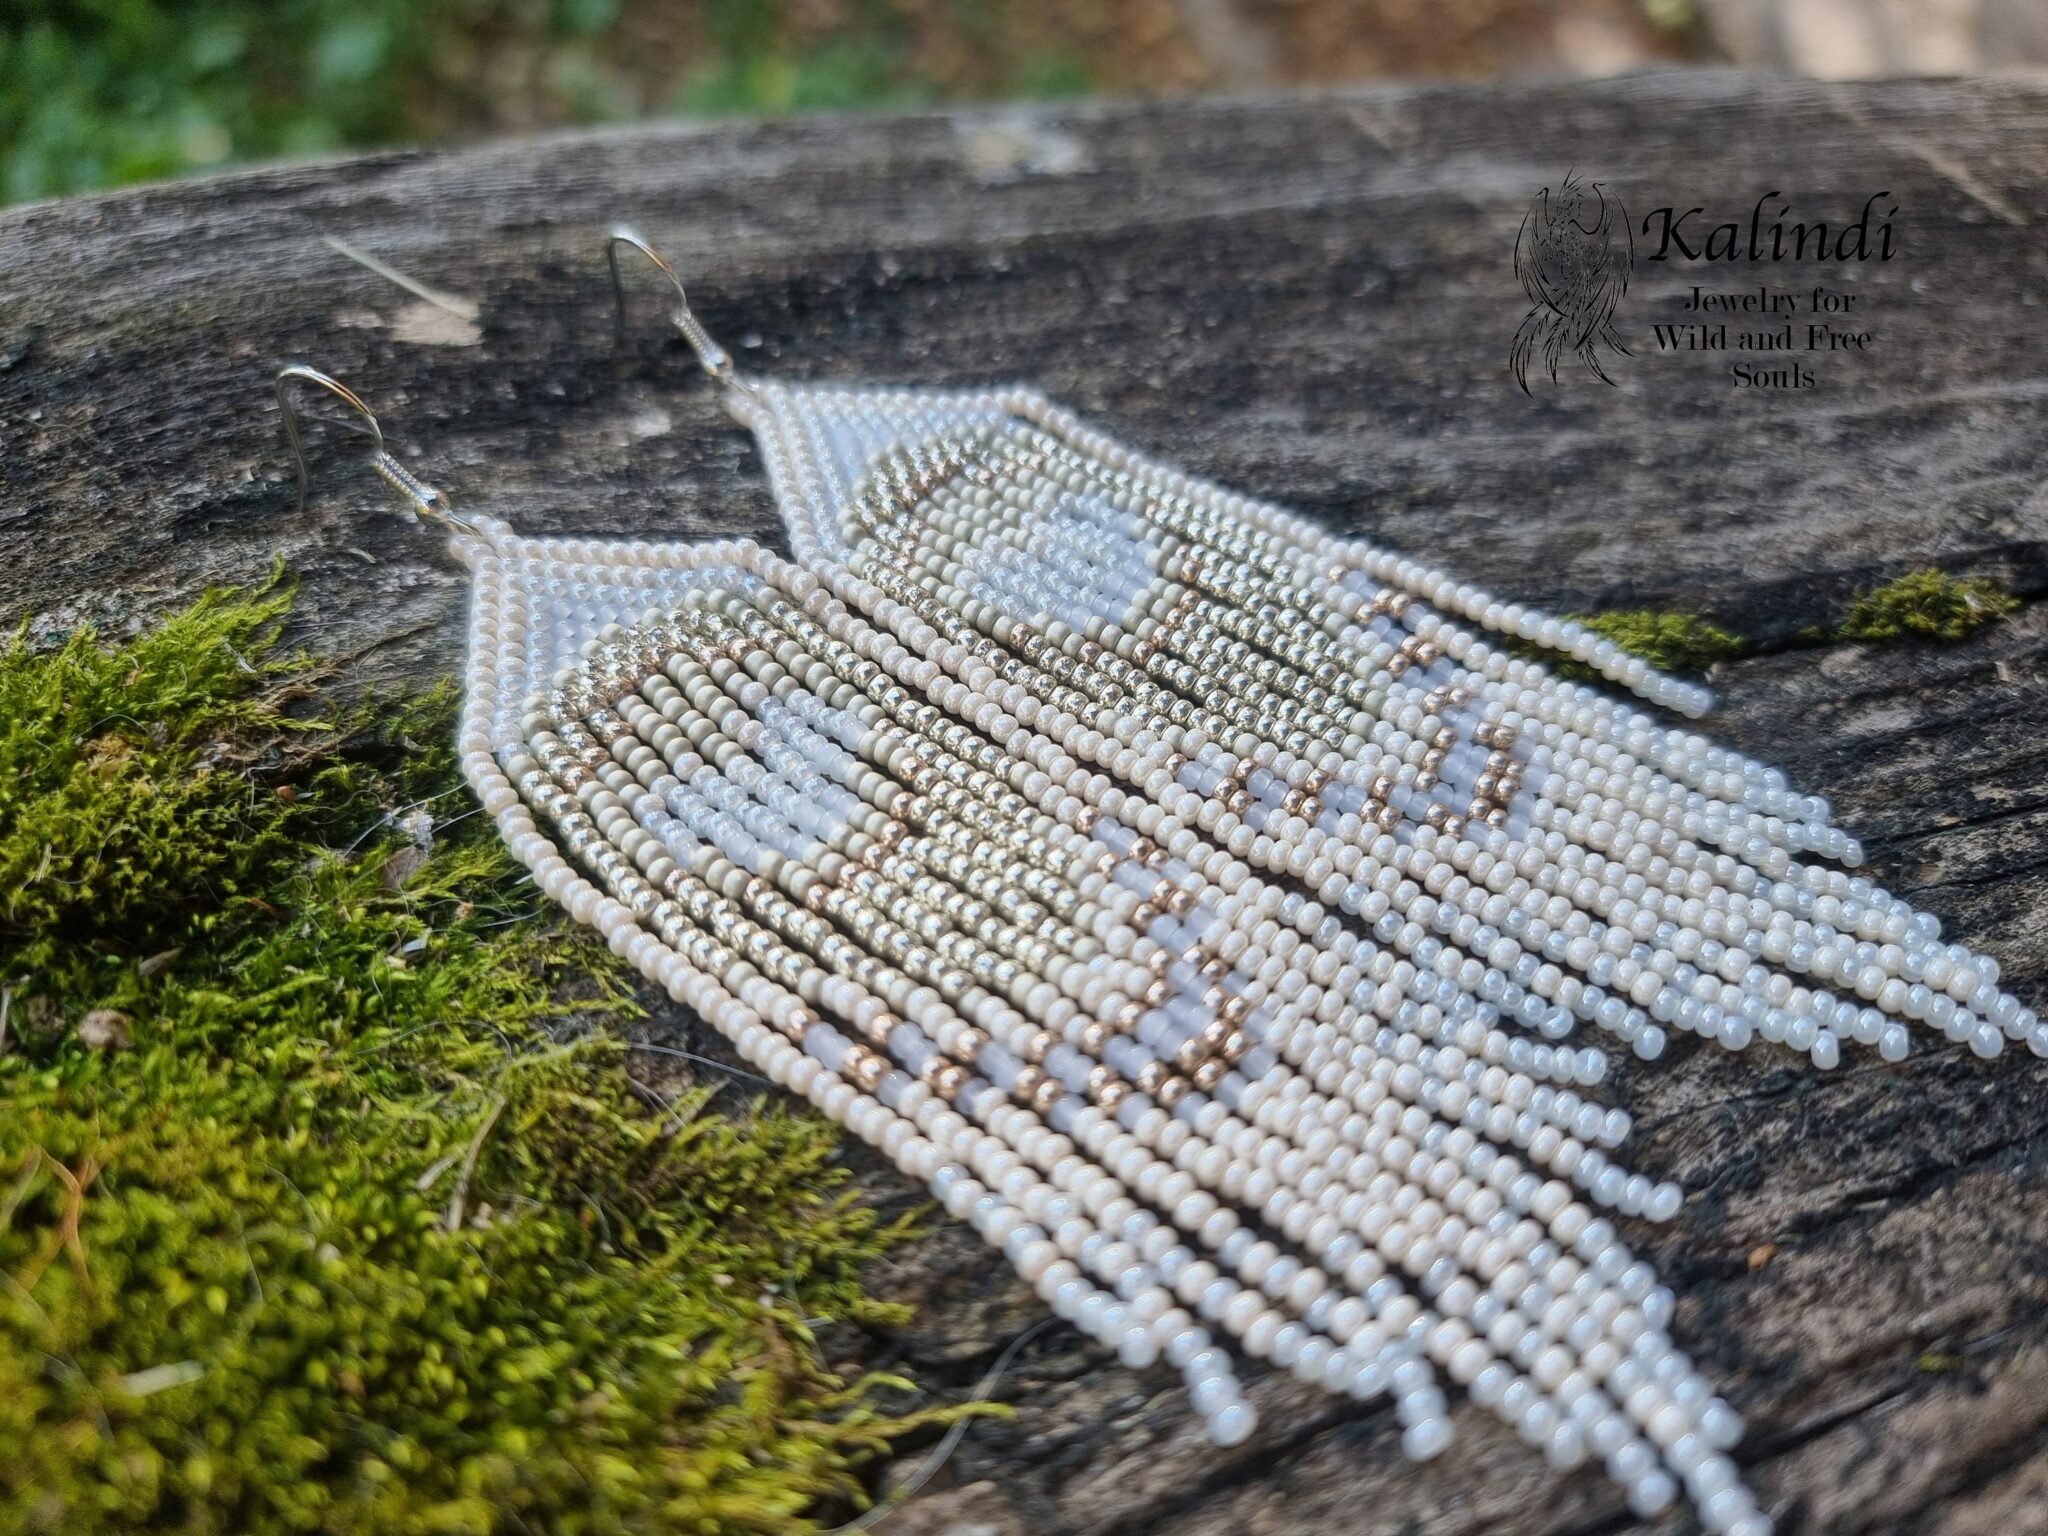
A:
0,578,307,948
1574,611,1745,674
1514,609,1745,683
1,587,952,1535
1838,569,2021,645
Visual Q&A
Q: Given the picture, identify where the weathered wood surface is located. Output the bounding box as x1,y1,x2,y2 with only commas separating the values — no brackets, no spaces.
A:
4,68,2047,1536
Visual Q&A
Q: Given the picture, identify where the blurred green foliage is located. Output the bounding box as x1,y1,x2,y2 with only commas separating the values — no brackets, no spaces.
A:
5,1,449,203
0,0,1713,206
0,0,1102,204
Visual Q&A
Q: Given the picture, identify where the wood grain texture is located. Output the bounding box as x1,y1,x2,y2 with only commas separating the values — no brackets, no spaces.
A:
3,67,2045,1536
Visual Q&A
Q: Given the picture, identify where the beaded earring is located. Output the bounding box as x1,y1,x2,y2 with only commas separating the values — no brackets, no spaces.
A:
275,238,2032,1536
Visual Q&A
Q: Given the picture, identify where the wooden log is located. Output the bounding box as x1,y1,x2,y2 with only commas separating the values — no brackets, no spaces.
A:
2,68,2044,1536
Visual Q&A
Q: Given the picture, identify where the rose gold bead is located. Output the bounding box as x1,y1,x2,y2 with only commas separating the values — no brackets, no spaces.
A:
1192,1058,1228,1091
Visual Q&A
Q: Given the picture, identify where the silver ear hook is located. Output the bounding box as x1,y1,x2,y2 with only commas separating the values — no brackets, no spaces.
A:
275,364,477,536
606,225,736,384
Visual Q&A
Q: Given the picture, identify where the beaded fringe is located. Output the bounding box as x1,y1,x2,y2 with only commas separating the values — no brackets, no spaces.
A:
453,378,2036,1536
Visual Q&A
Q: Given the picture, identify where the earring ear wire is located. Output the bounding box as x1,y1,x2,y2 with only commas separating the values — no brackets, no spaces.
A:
275,364,475,535
605,225,736,385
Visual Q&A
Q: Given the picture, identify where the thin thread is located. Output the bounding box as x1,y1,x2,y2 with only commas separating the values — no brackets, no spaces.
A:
627,1039,774,1088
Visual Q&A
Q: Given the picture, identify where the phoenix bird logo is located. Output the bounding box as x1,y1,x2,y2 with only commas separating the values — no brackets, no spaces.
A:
1510,171,1634,393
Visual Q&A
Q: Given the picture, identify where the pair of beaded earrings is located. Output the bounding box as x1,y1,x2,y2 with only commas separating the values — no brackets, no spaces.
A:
281,229,2036,1536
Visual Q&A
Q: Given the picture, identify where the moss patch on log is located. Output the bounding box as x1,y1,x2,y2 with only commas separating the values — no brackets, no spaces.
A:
0,583,945,1535
1512,609,1746,683
1514,570,2024,688
1838,569,2022,645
